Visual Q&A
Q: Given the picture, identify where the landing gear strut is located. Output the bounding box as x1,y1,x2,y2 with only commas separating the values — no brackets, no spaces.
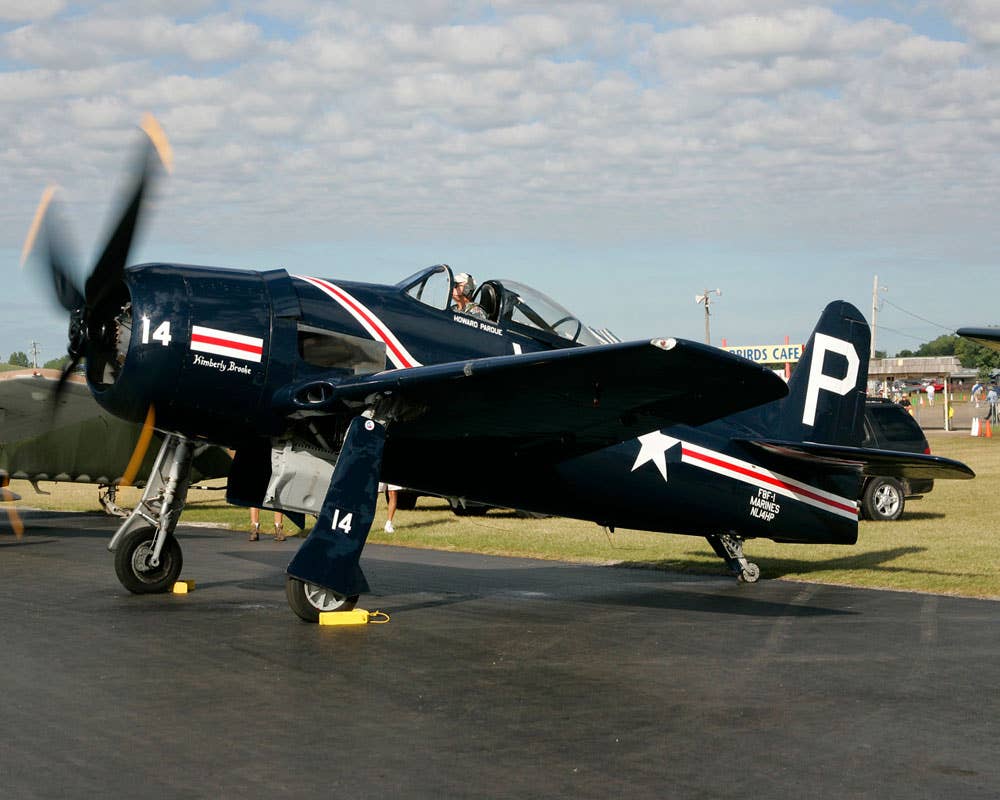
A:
706,533,760,583
108,434,193,593
98,484,129,518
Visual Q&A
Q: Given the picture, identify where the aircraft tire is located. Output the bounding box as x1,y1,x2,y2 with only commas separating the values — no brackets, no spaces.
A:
739,563,761,583
285,576,358,623
862,477,905,522
113,528,183,594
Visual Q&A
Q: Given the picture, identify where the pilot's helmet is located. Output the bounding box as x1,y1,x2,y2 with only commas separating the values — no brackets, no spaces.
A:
453,272,476,297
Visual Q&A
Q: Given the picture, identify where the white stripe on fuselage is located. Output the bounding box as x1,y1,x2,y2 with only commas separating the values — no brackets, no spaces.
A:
632,431,858,520
296,275,422,369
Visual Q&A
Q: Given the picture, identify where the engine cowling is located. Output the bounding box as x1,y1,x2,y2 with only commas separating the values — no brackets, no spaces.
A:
89,264,301,446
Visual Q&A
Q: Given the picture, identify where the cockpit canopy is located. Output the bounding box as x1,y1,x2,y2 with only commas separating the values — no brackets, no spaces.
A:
398,264,603,346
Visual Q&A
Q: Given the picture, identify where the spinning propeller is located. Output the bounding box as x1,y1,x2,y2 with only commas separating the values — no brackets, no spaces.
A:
21,113,173,403
9,115,173,538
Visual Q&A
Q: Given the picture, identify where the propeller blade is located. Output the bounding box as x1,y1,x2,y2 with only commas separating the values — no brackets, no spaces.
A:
7,504,24,540
120,405,157,487
21,185,55,266
84,113,173,310
1,472,24,539
22,186,85,312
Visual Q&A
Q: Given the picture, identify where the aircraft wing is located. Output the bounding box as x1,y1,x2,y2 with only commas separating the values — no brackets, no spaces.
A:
956,327,1000,351
284,339,788,456
738,439,975,480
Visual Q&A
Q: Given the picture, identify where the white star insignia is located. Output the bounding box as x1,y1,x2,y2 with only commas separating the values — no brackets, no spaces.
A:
631,431,681,481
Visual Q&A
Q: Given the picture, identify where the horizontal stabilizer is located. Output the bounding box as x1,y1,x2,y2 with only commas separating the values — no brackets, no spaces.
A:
957,327,1000,352
738,439,975,480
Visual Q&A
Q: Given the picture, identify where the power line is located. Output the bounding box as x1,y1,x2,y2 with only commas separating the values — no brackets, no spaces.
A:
876,324,940,343
880,299,954,333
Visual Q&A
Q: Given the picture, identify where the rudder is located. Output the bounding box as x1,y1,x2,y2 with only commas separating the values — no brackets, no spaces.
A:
777,301,870,446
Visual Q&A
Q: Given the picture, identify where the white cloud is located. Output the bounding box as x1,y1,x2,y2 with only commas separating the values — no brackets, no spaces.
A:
693,56,839,95
385,15,572,66
643,5,914,90
649,8,849,61
2,12,262,68
5,2,1000,358
888,35,967,64
158,104,227,140
127,75,232,109
0,0,64,22
943,0,1000,46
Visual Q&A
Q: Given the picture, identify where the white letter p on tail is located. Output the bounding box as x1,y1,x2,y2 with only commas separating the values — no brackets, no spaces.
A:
802,333,860,426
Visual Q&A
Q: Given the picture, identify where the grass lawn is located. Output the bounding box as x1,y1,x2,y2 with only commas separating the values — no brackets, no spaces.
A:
5,431,999,598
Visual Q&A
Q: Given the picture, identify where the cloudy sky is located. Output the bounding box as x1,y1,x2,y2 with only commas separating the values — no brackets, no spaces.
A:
3,1,999,364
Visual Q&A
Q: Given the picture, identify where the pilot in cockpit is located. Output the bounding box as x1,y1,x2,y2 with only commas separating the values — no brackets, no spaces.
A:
451,272,487,319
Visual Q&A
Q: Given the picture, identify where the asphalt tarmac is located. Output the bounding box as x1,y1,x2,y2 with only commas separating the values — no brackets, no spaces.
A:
1,510,998,800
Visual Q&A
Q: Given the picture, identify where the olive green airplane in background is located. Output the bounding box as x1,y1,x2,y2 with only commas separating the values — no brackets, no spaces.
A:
0,368,230,516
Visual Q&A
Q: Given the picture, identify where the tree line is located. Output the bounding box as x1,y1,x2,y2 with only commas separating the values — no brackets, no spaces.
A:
5,351,71,370
893,335,1000,380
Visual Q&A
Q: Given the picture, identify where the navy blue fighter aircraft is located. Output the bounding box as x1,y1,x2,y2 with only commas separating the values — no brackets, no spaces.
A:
24,117,974,622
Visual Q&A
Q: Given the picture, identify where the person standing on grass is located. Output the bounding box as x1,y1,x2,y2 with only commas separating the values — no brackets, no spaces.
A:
379,482,401,533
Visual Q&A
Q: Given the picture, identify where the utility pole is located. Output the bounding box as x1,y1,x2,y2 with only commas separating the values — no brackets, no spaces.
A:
870,275,886,359
695,288,722,345
30,340,40,369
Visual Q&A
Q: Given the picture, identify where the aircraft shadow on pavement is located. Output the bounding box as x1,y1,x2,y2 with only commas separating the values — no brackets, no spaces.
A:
623,544,974,581
571,588,854,617
205,551,854,618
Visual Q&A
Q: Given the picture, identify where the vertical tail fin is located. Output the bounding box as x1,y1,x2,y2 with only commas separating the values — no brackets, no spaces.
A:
777,301,870,445
735,302,870,446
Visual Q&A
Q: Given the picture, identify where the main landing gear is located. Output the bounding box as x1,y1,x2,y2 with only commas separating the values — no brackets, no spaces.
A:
285,577,359,623
108,434,193,594
706,533,760,583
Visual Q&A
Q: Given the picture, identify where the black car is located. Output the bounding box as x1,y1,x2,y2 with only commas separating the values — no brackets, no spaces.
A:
860,398,934,521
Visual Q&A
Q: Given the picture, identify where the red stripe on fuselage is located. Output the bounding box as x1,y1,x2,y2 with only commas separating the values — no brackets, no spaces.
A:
308,277,415,369
682,447,858,516
191,333,263,355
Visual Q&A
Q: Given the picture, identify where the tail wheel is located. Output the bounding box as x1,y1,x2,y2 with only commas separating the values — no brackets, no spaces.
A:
113,527,183,593
285,576,358,623
862,477,905,521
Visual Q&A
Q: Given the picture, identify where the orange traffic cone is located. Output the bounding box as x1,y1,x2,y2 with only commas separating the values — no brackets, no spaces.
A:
987,421,993,439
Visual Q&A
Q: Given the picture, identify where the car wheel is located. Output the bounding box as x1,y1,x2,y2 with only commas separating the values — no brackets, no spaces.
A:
862,477,905,521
